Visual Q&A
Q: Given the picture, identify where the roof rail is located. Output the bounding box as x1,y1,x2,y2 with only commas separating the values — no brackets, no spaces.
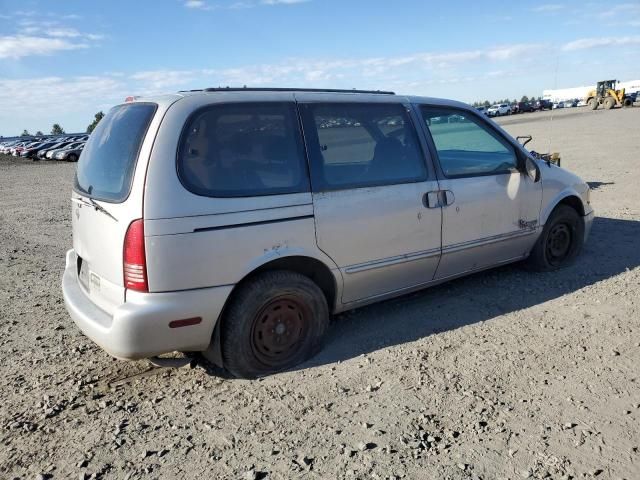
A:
179,87,395,95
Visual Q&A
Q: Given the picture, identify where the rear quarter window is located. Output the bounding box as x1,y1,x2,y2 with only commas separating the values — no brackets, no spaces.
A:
177,102,309,197
74,103,157,202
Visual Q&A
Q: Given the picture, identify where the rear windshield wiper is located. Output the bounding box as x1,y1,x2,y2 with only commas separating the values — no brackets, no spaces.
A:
88,197,118,222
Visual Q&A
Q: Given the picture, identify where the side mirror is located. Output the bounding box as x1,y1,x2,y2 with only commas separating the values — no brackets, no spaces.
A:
525,156,540,182
516,135,532,148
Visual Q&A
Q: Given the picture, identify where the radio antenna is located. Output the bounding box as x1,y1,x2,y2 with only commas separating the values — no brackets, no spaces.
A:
547,56,559,154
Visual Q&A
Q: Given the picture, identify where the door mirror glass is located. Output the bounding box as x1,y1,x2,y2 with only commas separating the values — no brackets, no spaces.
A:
525,156,540,182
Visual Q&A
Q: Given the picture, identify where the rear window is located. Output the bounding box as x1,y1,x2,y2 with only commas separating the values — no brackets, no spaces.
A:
74,103,156,202
177,102,309,197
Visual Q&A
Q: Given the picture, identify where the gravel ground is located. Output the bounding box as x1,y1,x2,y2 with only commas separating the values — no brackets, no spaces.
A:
1,106,639,480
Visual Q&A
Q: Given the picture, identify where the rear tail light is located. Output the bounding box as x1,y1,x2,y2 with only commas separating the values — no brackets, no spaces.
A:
123,219,148,292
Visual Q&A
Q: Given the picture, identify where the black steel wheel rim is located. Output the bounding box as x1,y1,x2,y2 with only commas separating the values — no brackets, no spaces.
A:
250,295,309,367
546,223,572,265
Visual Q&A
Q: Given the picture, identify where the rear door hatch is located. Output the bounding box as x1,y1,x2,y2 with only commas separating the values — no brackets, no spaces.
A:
72,102,158,314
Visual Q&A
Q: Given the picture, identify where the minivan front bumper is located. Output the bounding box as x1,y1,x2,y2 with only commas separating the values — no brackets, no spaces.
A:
62,249,233,359
583,210,594,244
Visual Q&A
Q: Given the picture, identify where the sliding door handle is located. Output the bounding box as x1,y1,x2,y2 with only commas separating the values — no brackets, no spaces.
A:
423,190,455,208
423,191,440,208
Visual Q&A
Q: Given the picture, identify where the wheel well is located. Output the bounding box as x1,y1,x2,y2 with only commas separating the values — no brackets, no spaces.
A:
558,195,585,216
207,256,338,366
249,256,337,310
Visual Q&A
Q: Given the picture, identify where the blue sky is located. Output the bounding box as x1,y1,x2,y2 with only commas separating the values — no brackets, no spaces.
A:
1,0,639,136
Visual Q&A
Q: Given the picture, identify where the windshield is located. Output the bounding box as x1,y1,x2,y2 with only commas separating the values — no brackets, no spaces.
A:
74,103,156,202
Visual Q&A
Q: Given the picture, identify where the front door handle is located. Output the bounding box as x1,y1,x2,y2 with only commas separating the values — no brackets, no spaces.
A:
442,190,455,206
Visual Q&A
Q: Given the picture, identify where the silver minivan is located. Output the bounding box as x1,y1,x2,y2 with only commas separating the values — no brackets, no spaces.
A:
62,88,593,378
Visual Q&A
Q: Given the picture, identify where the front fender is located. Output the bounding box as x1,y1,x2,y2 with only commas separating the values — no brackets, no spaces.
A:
539,162,591,225
540,189,584,225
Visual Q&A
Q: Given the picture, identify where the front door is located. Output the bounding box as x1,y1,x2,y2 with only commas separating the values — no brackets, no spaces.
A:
419,106,542,280
299,100,442,304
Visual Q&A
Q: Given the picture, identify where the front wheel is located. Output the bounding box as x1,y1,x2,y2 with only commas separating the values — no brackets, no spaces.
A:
67,153,78,162
603,97,615,110
525,205,584,272
221,270,329,379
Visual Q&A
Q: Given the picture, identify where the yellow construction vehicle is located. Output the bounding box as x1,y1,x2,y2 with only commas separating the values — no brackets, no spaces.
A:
585,80,633,110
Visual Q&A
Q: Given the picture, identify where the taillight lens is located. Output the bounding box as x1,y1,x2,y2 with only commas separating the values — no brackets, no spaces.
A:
123,219,148,292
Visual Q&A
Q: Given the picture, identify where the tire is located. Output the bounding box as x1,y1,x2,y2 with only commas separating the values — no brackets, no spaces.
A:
221,270,329,379
67,153,78,162
623,98,633,107
589,98,598,110
603,97,615,110
525,205,584,272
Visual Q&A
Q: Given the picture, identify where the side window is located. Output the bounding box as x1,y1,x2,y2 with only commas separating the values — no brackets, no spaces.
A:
177,102,309,197
420,107,518,178
301,102,426,190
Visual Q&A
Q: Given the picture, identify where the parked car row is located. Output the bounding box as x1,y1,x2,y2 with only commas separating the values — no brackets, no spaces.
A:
486,103,512,117
552,99,580,109
477,99,553,117
0,135,88,161
477,94,637,115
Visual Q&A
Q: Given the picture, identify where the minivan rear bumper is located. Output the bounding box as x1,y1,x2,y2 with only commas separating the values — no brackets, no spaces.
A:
62,249,233,360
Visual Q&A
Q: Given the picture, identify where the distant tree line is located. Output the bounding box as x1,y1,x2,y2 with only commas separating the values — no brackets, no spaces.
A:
17,111,105,138
471,95,544,107
86,112,104,133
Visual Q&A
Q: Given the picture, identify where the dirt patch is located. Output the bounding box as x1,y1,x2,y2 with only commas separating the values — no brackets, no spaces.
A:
1,106,639,479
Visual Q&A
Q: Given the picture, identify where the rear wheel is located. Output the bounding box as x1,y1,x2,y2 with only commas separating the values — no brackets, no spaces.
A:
623,97,633,107
221,270,329,379
589,98,598,110
525,205,584,272
603,96,615,110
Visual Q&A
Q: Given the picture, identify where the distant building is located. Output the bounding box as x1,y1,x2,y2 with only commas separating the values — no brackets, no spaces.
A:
543,79,640,101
